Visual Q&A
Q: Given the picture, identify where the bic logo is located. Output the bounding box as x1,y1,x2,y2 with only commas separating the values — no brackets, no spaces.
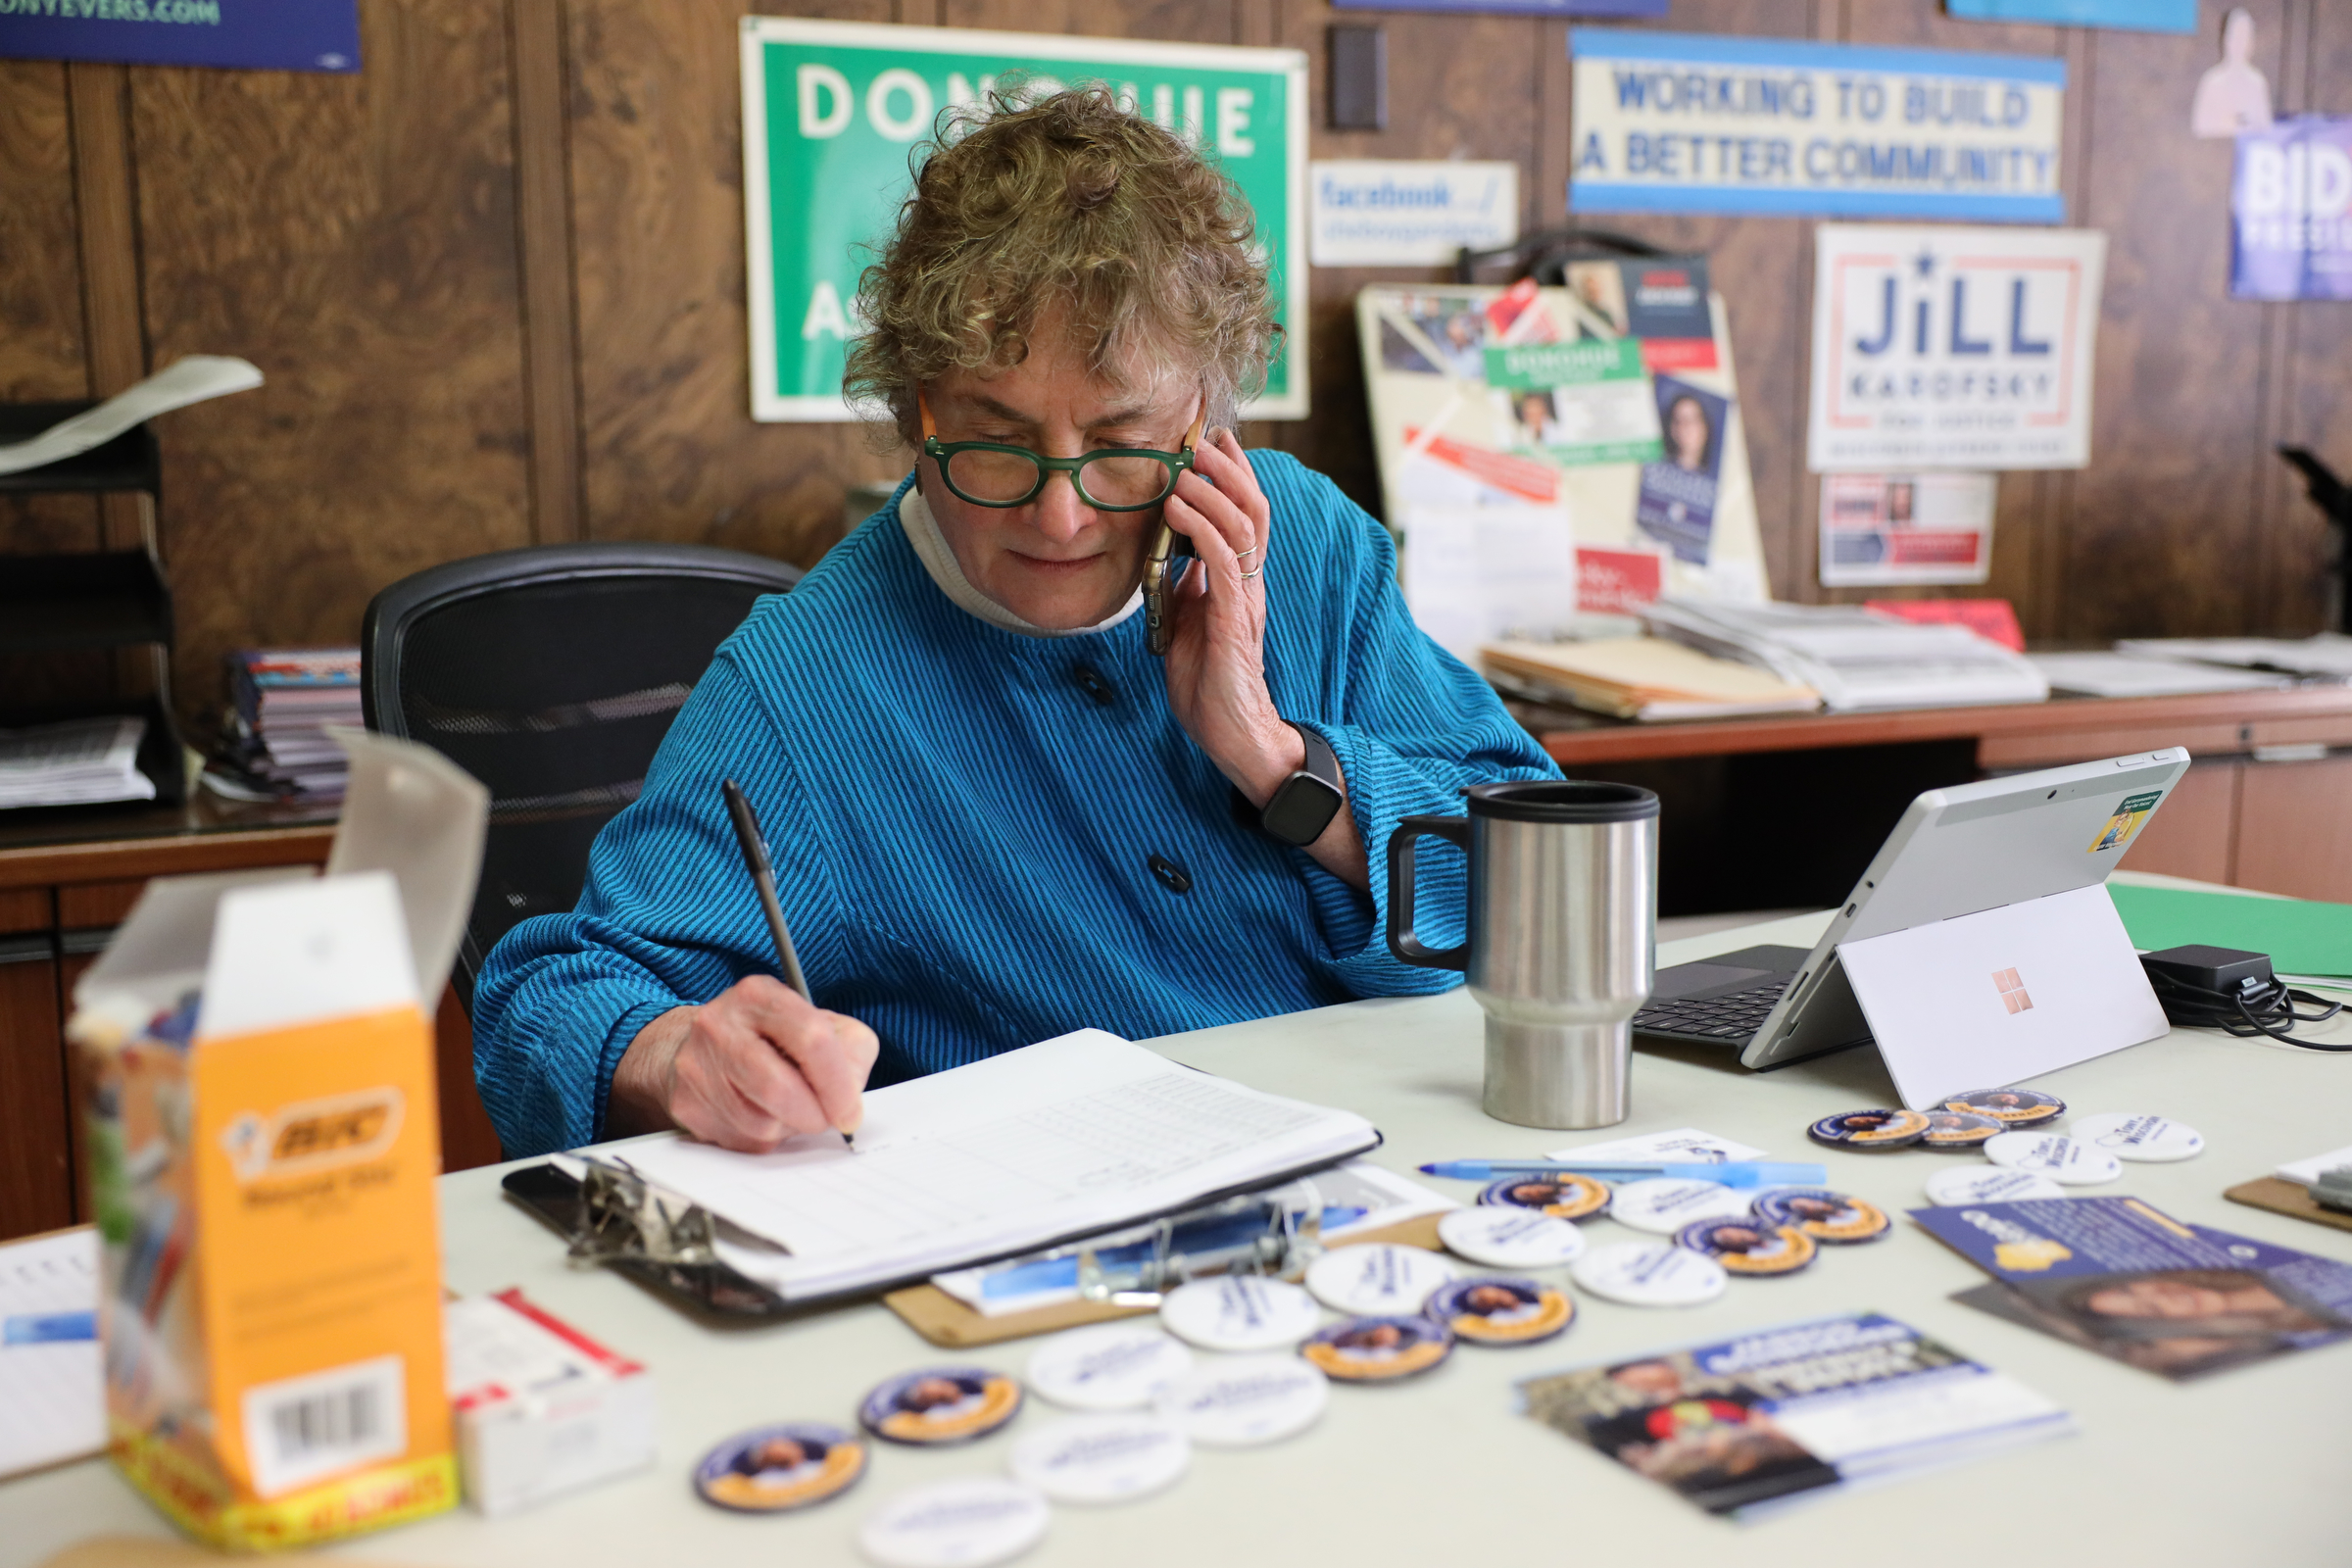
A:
1992,968,2034,1015
221,1088,405,1182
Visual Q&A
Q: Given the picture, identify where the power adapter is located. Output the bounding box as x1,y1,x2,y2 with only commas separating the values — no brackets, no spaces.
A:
2141,944,2279,993
2139,944,2348,1051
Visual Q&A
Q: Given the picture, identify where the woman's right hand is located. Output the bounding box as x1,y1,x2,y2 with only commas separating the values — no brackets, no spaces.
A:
608,976,879,1152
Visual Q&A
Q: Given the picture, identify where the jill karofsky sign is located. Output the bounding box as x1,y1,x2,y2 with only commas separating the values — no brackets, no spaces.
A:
1809,224,2105,472
741,19,1308,421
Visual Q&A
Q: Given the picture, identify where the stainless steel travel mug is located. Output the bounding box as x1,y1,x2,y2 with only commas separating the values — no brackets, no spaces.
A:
1386,781,1659,1130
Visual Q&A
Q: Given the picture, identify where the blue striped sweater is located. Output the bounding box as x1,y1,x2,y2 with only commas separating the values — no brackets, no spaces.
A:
471,452,1561,1155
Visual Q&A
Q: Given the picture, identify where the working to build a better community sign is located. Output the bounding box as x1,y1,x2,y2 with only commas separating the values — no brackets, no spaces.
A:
1570,31,2065,222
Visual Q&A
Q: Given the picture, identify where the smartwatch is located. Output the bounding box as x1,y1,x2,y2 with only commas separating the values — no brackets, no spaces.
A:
1260,723,1346,848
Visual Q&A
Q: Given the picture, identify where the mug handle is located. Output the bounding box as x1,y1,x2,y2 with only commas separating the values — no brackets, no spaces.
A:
1386,814,1471,972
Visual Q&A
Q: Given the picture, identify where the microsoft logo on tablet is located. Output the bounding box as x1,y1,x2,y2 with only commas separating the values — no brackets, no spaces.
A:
1992,968,2034,1014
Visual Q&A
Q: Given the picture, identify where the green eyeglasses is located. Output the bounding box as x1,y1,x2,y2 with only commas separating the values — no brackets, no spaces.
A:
918,387,1204,512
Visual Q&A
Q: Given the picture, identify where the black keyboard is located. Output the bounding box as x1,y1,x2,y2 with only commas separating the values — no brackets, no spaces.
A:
1634,978,1792,1045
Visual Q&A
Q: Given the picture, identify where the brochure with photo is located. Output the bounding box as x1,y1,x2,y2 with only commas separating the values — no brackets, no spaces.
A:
1911,1197,2352,1381
1635,374,1731,564
1517,1311,2069,1520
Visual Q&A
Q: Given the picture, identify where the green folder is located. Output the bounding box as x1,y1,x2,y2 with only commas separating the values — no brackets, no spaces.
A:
2108,883,2352,977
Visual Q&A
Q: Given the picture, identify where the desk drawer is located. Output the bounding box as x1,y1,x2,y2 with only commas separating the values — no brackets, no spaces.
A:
0,886,50,934
0,934,71,1241
1980,720,2247,770
58,876,146,929
2249,714,2352,751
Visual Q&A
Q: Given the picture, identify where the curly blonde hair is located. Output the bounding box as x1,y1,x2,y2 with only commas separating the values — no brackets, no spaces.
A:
846,82,1280,441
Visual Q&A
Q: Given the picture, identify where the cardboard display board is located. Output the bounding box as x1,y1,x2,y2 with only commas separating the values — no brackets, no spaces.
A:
1357,267,1767,664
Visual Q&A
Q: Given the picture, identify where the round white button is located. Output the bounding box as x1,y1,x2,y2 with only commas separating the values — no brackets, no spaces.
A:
2071,1111,2205,1163
1923,1165,2068,1205
1024,1325,1193,1412
1157,1275,1321,1352
1439,1205,1588,1269
1302,1243,1458,1315
1984,1132,2123,1185
1569,1241,1728,1306
1607,1178,1755,1235
1008,1415,1189,1505
858,1479,1050,1568
1153,1354,1328,1448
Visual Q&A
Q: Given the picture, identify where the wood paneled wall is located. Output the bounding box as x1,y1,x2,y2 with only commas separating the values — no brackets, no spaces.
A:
4,0,2344,737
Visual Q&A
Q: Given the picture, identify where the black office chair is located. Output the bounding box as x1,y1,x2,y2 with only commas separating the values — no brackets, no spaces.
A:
362,541,803,1012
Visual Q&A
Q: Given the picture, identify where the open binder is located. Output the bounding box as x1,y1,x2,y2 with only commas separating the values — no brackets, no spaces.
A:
504,1031,1382,1319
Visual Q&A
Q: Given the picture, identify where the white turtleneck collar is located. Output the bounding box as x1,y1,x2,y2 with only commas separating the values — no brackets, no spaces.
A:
895,481,1145,639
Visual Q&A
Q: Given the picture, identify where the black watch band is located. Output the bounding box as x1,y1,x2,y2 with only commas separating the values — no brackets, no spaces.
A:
1260,722,1346,848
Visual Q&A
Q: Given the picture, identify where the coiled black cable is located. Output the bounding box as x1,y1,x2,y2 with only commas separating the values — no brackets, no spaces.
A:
2143,967,2351,1050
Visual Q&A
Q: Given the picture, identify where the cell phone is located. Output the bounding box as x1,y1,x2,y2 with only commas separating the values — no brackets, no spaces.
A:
1142,523,1195,656
1143,410,1210,657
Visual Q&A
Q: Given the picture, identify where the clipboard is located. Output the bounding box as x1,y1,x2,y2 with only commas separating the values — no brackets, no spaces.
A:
2224,1176,2352,1236
500,1135,1384,1323
883,1211,1450,1348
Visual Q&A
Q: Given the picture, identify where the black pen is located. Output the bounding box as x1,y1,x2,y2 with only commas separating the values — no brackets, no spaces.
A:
721,778,852,1149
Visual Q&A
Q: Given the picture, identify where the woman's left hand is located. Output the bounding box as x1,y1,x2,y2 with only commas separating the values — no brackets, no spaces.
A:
1158,430,1299,806
1157,430,1369,890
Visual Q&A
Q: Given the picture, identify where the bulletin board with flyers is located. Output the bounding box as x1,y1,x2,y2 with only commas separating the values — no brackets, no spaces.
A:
1355,259,1766,666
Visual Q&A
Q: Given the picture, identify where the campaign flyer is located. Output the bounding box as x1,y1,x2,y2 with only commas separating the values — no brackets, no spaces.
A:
1517,1311,2069,1520
1633,375,1730,564
1911,1198,2352,1380
1567,256,1719,371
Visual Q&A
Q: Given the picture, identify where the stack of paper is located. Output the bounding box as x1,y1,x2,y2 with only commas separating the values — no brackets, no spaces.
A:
0,1228,103,1480
219,647,362,801
613,1031,1382,1303
1519,1311,2069,1519
1917,1197,2352,1382
1485,637,1820,721
2112,634,2352,681
2029,651,2295,698
1642,597,2049,711
0,715,154,808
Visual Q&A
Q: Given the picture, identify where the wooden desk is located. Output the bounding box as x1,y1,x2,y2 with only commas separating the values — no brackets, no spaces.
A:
1509,686,2352,912
0,794,502,1244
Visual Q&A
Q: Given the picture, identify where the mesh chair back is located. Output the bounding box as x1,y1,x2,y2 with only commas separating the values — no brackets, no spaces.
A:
363,542,802,1010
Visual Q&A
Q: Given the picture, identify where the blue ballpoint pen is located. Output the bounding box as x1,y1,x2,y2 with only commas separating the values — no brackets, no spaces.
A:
1417,1159,1827,1188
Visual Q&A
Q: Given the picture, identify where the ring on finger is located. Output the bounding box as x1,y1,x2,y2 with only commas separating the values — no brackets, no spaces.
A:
1240,558,1268,580
1236,545,1261,562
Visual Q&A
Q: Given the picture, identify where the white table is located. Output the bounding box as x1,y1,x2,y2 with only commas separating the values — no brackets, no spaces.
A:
8,908,2351,1567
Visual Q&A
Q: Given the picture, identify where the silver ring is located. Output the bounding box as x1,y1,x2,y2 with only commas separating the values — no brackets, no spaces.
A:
1236,545,1262,562
1240,561,1266,580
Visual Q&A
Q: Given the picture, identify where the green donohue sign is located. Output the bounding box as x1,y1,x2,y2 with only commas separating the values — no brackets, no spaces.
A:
1482,339,1643,391
741,19,1308,421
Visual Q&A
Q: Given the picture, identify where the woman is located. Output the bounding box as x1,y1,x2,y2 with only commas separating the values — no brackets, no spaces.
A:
469,85,1559,1157
1664,392,1714,474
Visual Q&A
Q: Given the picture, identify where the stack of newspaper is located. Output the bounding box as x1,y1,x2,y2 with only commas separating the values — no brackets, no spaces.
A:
1642,598,2048,711
0,716,155,808
219,648,362,801
2111,634,2352,681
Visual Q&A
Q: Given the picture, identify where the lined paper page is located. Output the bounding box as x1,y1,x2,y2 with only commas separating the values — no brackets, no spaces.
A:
618,1031,1377,1298
0,1228,104,1479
